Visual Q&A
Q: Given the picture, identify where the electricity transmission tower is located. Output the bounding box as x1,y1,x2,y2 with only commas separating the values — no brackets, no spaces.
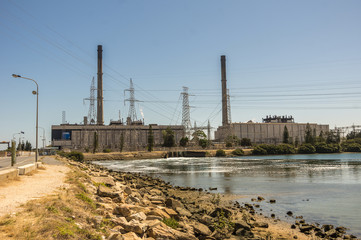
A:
181,87,192,137
84,77,96,124
125,79,139,123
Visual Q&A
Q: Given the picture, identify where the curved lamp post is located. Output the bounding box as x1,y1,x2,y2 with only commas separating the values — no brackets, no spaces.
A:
12,74,39,163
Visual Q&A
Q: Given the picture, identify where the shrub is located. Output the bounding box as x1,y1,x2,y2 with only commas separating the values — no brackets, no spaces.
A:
162,218,179,229
103,148,111,153
298,143,316,154
232,148,244,156
342,142,361,152
315,142,340,153
240,138,252,147
276,144,296,154
225,142,232,148
252,146,267,155
67,151,84,162
215,149,226,157
199,139,208,149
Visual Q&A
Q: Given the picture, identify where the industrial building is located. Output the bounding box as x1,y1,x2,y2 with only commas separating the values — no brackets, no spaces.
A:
215,117,329,144
51,45,184,151
214,55,329,144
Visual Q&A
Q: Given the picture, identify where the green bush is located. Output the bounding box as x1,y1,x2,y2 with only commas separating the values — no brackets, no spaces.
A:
103,148,111,153
276,144,296,154
240,138,252,147
315,142,340,153
298,143,316,154
225,142,232,148
215,149,226,157
252,144,295,155
67,151,84,162
232,148,244,156
252,146,267,155
342,142,361,152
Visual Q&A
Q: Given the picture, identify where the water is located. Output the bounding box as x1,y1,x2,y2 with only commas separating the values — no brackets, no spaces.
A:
94,153,361,237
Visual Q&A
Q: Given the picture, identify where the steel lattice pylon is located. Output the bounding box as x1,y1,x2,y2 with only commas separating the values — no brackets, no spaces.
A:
84,77,97,124
181,86,191,137
125,79,138,122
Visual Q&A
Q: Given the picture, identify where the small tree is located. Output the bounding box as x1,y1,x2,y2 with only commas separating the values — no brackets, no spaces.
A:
120,132,124,152
147,126,154,152
294,136,299,147
180,137,189,147
93,132,98,153
305,123,315,145
283,126,289,144
240,138,252,147
163,127,175,148
225,135,240,147
24,141,32,151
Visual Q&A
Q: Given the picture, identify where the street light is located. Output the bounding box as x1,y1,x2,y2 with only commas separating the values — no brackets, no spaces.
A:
12,74,39,163
12,131,24,150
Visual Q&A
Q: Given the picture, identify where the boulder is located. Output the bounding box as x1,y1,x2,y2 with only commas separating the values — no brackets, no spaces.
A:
192,222,212,236
233,219,251,232
124,186,132,195
253,222,269,228
210,207,232,218
147,208,170,219
123,219,147,234
98,185,120,198
92,176,115,186
166,198,185,209
163,208,178,218
127,212,147,222
108,233,123,240
147,225,176,240
176,207,192,217
113,204,134,217
122,232,142,240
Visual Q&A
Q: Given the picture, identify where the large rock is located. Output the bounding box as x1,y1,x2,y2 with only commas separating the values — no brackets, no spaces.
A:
233,219,251,232
163,208,178,218
92,176,115,186
147,208,170,219
166,198,185,209
113,204,134,217
122,232,142,240
175,207,192,217
210,207,232,218
127,212,147,222
108,233,123,240
192,222,212,236
98,185,120,198
147,225,176,240
123,219,147,234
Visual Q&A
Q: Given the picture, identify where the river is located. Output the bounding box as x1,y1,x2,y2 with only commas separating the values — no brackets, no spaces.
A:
94,153,361,237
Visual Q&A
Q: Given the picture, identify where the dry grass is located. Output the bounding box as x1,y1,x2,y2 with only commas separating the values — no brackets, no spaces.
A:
0,167,105,240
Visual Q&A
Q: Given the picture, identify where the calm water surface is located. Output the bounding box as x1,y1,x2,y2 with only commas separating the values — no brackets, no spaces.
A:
94,153,361,237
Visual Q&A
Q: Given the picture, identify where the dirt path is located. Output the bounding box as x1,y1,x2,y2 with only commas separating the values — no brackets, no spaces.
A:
0,157,70,217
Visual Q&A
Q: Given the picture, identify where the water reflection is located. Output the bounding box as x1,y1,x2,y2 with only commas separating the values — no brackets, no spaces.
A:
94,153,361,237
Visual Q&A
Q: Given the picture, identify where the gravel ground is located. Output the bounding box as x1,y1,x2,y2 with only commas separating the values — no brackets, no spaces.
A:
0,156,69,217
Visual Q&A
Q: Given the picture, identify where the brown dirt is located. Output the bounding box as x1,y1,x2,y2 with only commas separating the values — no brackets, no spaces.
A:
0,160,70,217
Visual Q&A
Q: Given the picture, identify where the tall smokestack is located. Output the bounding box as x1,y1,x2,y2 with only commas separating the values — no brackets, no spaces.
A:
221,55,228,126
97,45,104,125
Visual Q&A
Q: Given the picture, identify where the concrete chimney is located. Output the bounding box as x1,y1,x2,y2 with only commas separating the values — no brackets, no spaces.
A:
221,55,228,126
97,45,104,125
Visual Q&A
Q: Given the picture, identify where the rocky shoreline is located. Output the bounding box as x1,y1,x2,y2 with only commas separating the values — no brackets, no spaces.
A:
70,159,359,240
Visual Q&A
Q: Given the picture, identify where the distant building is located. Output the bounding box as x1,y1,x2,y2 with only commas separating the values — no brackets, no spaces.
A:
215,116,329,144
51,123,184,151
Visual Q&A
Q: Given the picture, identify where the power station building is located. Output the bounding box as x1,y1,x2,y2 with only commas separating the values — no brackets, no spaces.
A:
215,116,329,144
51,45,184,151
214,55,329,144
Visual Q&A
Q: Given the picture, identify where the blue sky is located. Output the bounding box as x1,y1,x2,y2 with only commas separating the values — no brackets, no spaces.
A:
1,0,361,148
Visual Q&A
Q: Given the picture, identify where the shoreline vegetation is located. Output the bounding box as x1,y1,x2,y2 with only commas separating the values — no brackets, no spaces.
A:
1,155,358,239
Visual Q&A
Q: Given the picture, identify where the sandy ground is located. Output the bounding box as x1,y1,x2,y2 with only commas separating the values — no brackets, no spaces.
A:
0,158,70,217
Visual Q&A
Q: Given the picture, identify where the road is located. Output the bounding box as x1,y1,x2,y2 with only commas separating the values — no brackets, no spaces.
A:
0,156,35,169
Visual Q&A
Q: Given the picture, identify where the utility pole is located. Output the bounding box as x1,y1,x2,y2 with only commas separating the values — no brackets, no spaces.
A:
125,79,140,124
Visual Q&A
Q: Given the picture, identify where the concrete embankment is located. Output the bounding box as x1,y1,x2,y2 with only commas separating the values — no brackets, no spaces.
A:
67,159,357,239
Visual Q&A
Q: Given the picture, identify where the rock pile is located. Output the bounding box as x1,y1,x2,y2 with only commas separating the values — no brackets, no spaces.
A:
68,160,358,240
